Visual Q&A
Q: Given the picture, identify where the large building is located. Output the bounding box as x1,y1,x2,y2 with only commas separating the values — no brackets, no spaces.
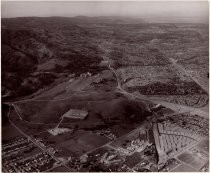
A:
63,109,88,119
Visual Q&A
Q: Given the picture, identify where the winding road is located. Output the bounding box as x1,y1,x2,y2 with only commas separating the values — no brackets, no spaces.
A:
4,58,208,133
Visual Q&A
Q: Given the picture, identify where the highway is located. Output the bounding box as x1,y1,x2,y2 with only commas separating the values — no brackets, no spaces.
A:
107,60,209,118
3,54,209,171
169,58,208,94
2,63,208,173
5,57,208,122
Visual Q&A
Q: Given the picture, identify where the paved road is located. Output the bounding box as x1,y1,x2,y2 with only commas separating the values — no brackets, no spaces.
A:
108,61,152,113
4,58,208,131
7,92,79,104
6,106,73,171
107,60,209,118
169,58,208,93
5,57,208,121
153,100,209,118
12,104,23,120
3,39,208,172
6,103,108,127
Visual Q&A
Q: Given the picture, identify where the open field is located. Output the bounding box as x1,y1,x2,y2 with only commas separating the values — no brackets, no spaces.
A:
22,70,116,101
58,131,108,156
2,15,209,172
15,87,151,127
34,130,109,157
50,166,69,172
171,163,196,172
2,123,23,142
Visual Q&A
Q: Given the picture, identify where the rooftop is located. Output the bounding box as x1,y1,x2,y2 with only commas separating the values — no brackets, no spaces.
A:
63,109,88,119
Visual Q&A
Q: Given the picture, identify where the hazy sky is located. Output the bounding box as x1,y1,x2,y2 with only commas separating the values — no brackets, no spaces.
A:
1,1,209,23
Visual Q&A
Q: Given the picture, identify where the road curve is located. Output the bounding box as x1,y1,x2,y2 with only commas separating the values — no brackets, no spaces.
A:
107,60,209,118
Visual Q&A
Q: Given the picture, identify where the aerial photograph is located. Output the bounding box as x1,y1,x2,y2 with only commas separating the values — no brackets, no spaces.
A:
1,1,209,172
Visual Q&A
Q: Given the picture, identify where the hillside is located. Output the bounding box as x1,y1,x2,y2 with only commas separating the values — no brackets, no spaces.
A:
2,17,208,109
2,16,146,100
2,17,120,100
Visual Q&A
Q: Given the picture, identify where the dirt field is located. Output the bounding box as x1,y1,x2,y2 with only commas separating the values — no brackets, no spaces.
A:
58,131,108,156
172,163,196,172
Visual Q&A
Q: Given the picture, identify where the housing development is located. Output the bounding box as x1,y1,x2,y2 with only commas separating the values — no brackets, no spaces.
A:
2,1,209,172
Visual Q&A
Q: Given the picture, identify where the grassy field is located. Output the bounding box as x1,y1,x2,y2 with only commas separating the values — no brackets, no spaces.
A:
37,130,108,157
16,87,150,129
2,124,23,142
58,131,108,156
50,166,69,172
